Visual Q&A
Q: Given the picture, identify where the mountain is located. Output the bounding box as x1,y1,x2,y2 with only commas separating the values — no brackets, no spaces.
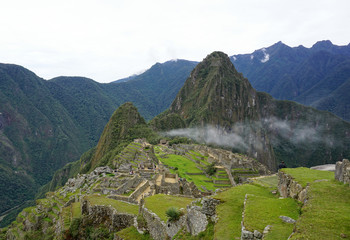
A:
0,64,89,223
105,59,198,120
36,102,160,197
231,40,350,121
2,103,349,239
0,60,196,226
152,51,350,170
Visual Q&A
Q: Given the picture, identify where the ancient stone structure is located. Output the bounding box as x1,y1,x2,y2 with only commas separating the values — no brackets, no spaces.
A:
81,199,135,232
139,197,219,240
335,159,350,186
278,171,308,203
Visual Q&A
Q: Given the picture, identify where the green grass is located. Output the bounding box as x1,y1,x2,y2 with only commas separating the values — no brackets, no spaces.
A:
290,180,350,239
86,195,138,215
214,184,276,240
157,153,217,191
281,167,333,187
173,222,214,240
71,202,81,218
62,207,71,229
144,194,194,222
115,226,152,240
251,175,278,191
159,154,202,173
244,194,300,239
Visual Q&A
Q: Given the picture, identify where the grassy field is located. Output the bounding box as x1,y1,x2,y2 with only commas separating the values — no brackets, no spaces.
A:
214,184,275,240
156,151,217,191
250,175,278,191
284,168,350,240
86,194,138,215
214,173,301,240
281,167,334,187
144,194,194,222
71,202,81,219
244,195,300,240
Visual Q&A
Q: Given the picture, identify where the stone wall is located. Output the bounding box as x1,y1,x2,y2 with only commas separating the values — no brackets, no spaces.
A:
335,159,350,186
130,180,150,201
140,197,219,240
141,207,168,240
278,171,308,203
81,199,135,232
113,176,143,195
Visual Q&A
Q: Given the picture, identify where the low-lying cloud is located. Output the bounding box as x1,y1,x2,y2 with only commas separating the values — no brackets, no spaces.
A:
163,117,335,151
165,125,248,150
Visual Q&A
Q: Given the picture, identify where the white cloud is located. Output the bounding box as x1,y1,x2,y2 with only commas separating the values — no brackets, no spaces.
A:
260,48,270,63
0,0,349,82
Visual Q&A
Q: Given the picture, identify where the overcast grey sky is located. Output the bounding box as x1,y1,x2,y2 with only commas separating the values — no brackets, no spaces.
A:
1,0,349,83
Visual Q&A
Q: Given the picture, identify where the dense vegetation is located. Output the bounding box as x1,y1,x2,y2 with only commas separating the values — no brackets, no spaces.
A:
0,60,195,226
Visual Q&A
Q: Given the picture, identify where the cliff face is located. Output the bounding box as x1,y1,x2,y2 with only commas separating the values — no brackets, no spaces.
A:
153,51,350,170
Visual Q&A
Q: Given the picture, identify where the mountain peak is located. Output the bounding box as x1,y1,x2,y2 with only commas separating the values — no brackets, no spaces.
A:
169,51,257,127
89,102,147,169
311,40,334,51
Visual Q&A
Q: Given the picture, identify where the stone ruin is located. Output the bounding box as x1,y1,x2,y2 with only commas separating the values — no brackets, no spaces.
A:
139,197,220,240
335,159,350,186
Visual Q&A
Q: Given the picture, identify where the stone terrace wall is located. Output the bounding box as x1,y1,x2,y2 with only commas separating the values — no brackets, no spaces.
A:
278,171,308,203
335,159,350,186
81,199,135,232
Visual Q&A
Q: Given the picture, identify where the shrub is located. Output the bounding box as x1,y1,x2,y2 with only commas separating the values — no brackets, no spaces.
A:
165,207,182,222
206,163,217,176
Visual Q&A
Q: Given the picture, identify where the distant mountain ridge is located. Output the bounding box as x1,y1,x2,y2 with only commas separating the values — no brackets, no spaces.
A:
231,40,350,121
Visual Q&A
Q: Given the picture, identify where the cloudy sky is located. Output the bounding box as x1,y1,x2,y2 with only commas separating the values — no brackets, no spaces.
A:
1,0,349,83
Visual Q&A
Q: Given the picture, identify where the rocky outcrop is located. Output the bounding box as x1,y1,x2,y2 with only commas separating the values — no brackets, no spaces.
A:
335,159,350,186
278,171,309,203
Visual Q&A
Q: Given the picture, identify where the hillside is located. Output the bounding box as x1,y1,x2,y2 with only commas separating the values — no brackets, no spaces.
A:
0,60,195,226
152,51,350,170
0,64,89,225
2,99,349,240
231,40,350,121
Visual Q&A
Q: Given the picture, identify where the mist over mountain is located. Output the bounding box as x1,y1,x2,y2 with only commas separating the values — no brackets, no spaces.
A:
153,51,350,171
